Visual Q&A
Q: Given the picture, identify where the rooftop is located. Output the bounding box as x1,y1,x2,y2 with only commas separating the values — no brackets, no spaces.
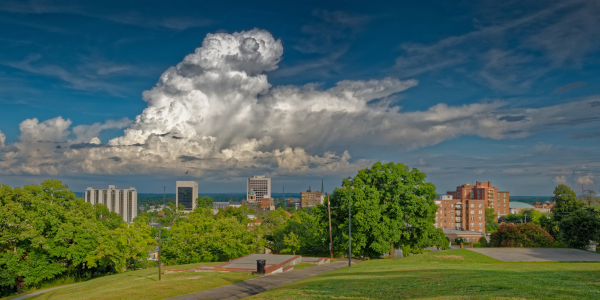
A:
510,202,535,209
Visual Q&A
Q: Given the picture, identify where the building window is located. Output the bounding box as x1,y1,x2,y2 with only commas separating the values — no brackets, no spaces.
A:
471,217,475,220
127,191,133,222
504,199,506,203
86,191,91,203
479,217,483,221
470,210,474,214
470,190,474,198
479,223,483,227
478,204,483,208
470,204,474,208
451,204,453,207
94,190,99,204
466,238,471,242
479,210,483,214
504,205,506,208
471,223,475,227
451,238,456,242
479,229,483,233
111,190,115,212
119,190,124,216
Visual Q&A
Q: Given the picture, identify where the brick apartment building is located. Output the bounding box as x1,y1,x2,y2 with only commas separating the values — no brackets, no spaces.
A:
300,188,322,208
435,181,510,234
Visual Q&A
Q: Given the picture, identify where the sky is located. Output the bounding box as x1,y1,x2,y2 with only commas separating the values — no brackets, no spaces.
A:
1,0,600,196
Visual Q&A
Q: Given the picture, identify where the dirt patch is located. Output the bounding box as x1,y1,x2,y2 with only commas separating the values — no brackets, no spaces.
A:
434,255,464,260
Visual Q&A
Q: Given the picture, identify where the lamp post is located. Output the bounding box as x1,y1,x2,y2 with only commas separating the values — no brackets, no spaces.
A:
327,192,333,260
157,210,164,280
347,177,353,267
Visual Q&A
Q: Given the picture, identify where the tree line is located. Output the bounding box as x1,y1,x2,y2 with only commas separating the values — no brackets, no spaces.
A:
486,184,600,249
1,162,448,296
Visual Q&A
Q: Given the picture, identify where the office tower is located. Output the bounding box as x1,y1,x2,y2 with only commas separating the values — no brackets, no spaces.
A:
176,181,198,212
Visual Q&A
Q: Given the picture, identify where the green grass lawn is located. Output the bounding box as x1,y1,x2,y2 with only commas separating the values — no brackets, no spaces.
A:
293,263,318,270
17,262,254,300
248,249,600,299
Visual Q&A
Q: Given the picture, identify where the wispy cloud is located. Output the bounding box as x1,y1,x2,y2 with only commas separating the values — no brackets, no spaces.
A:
554,81,587,94
393,0,599,91
0,0,211,30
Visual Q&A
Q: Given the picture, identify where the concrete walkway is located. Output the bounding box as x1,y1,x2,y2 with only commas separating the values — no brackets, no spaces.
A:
468,248,600,262
11,283,80,300
166,261,351,300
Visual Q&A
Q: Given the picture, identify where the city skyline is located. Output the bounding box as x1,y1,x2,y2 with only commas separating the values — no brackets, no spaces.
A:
1,0,600,195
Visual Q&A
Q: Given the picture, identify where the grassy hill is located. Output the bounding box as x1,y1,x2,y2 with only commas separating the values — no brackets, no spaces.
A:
249,249,600,299
5,262,253,300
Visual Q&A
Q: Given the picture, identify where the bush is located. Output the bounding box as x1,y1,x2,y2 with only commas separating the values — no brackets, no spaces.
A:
491,222,554,247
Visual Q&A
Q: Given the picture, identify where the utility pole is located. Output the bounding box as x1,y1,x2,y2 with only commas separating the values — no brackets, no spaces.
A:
347,177,353,267
327,192,333,260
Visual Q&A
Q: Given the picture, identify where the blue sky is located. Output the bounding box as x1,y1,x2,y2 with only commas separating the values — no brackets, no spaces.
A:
1,0,599,195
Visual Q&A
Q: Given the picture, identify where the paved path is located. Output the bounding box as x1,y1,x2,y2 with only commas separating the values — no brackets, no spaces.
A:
166,261,351,300
11,283,80,300
468,248,600,262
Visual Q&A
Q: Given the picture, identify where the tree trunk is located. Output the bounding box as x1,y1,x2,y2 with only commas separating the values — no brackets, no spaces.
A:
390,242,395,259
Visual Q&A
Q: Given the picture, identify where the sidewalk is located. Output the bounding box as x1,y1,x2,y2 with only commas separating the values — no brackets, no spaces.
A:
11,283,80,300
166,261,351,300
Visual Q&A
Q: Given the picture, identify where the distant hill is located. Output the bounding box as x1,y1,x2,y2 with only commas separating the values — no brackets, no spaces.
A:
510,196,553,204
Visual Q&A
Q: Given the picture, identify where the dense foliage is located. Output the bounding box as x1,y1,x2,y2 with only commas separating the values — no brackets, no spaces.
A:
0,180,156,295
559,209,600,248
490,223,554,247
329,162,448,258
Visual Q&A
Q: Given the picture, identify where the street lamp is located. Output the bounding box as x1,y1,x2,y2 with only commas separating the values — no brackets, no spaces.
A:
347,176,353,267
157,210,165,280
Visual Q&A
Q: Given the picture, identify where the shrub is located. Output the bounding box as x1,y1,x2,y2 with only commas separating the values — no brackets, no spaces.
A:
491,222,554,247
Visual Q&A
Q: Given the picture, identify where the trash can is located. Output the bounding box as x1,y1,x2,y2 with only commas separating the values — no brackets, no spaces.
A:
256,260,266,275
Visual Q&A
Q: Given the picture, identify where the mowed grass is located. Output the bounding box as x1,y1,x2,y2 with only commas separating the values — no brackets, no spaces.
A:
293,263,318,270
26,262,254,300
249,249,600,299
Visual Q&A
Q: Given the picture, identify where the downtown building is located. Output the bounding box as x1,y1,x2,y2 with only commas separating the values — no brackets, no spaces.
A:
247,175,271,200
176,181,198,212
434,181,510,241
300,188,322,208
85,185,137,222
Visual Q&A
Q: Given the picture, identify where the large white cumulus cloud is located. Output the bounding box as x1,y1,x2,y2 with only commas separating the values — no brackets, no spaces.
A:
1,28,600,178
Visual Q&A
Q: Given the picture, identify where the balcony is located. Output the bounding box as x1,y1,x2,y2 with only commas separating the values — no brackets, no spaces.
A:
455,219,462,223
455,212,462,216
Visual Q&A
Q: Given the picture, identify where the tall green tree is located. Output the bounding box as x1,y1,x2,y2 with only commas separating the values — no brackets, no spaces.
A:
196,196,213,209
485,208,498,232
552,184,585,222
329,162,441,258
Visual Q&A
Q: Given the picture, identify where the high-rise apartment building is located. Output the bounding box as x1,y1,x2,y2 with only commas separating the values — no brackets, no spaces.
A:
176,181,198,212
434,181,510,233
247,175,270,200
85,185,137,222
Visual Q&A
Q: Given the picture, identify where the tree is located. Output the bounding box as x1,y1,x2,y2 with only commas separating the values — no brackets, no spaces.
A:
485,208,498,232
552,185,585,222
559,209,600,249
581,190,600,207
329,162,439,258
491,223,554,247
283,232,301,255
162,213,254,264
87,222,156,273
196,196,213,209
